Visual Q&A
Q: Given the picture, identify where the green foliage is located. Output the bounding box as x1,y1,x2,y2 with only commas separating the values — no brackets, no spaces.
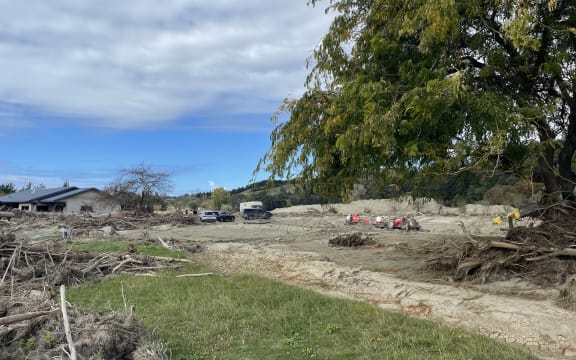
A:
68,269,536,360
259,0,576,202
25,338,35,351
483,185,524,206
0,182,16,195
210,187,231,210
44,331,58,348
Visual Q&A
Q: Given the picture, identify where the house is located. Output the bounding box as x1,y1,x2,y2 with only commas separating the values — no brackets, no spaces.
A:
0,187,120,214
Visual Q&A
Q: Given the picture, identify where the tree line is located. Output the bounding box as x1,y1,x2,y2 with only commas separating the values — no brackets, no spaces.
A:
0,167,539,213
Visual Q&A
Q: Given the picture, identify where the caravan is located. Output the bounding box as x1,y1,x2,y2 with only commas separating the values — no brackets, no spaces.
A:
239,201,263,216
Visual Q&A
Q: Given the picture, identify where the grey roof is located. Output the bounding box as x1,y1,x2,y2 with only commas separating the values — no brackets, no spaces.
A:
42,188,99,202
0,187,79,203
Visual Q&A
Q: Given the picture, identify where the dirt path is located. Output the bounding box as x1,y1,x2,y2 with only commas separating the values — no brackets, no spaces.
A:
133,212,576,359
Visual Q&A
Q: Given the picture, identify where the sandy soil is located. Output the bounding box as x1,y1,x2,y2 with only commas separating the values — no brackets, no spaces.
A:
111,199,576,359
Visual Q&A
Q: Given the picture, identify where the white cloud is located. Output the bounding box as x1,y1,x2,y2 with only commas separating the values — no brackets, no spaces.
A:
0,0,334,130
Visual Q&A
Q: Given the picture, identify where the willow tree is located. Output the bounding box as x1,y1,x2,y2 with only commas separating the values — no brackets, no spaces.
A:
258,0,576,202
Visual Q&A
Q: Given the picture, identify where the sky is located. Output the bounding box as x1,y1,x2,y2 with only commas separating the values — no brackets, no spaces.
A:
0,0,335,195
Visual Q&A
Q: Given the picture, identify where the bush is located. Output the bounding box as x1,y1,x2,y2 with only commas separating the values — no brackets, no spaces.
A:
483,185,524,206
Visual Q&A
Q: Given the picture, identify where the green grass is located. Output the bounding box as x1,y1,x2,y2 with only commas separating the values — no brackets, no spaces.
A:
70,240,186,258
67,265,537,360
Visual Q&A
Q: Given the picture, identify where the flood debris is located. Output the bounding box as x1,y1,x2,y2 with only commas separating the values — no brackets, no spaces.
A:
0,211,201,359
328,232,375,247
419,202,576,309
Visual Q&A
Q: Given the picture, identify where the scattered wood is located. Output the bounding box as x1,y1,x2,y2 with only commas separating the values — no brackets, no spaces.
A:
0,211,194,360
176,272,214,278
0,309,58,327
112,257,144,274
422,202,576,295
60,285,77,360
157,236,173,249
0,211,14,219
487,240,522,250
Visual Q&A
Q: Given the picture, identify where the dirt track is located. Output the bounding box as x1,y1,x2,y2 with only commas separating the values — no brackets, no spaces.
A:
117,202,576,360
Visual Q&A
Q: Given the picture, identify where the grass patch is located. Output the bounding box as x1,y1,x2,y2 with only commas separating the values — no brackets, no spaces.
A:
67,266,536,360
70,239,186,258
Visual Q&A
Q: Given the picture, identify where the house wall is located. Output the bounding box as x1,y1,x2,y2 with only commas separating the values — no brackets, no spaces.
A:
62,190,120,214
19,203,34,211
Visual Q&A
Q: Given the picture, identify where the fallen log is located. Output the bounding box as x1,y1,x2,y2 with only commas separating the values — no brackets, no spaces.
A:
0,211,14,219
488,241,522,250
60,285,77,360
176,273,214,278
0,309,58,327
112,258,144,274
157,236,173,249
525,248,576,262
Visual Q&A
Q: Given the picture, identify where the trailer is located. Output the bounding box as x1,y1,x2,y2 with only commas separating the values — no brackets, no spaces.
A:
239,201,263,215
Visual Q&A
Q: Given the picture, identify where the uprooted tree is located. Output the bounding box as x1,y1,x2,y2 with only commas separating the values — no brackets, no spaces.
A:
257,0,576,203
104,164,173,213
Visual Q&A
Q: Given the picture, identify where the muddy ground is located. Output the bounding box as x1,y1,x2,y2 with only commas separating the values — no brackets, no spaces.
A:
114,200,576,360
3,199,576,359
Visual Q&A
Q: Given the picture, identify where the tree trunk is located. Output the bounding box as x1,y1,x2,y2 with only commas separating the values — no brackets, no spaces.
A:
534,114,576,203
557,110,576,200
536,148,563,204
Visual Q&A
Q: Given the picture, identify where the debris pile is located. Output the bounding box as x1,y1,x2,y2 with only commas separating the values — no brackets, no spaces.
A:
1,210,200,240
0,297,170,360
0,211,199,359
419,202,576,308
328,232,375,247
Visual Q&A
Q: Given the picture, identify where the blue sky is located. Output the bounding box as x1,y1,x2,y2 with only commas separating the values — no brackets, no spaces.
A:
0,1,334,195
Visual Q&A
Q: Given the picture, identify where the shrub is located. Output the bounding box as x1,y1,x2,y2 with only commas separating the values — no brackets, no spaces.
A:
483,185,524,206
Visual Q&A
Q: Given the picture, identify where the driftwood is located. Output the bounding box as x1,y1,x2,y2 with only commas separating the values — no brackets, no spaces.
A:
157,236,173,249
328,232,375,247
60,285,77,360
176,273,214,278
487,240,522,250
525,248,576,262
0,238,195,297
112,257,144,274
0,211,14,219
424,214,576,291
0,309,58,327
0,211,201,241
0,212,190,360
417,202,576,298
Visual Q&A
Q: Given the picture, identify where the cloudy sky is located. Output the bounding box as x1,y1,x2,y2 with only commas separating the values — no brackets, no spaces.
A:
0,0,334,194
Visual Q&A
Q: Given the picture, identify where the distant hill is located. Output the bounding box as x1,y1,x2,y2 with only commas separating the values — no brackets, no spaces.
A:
230,180,329,210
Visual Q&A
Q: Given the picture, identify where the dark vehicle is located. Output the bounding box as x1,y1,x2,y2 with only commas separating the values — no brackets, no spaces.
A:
216,211,235,222
242,208,272,220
